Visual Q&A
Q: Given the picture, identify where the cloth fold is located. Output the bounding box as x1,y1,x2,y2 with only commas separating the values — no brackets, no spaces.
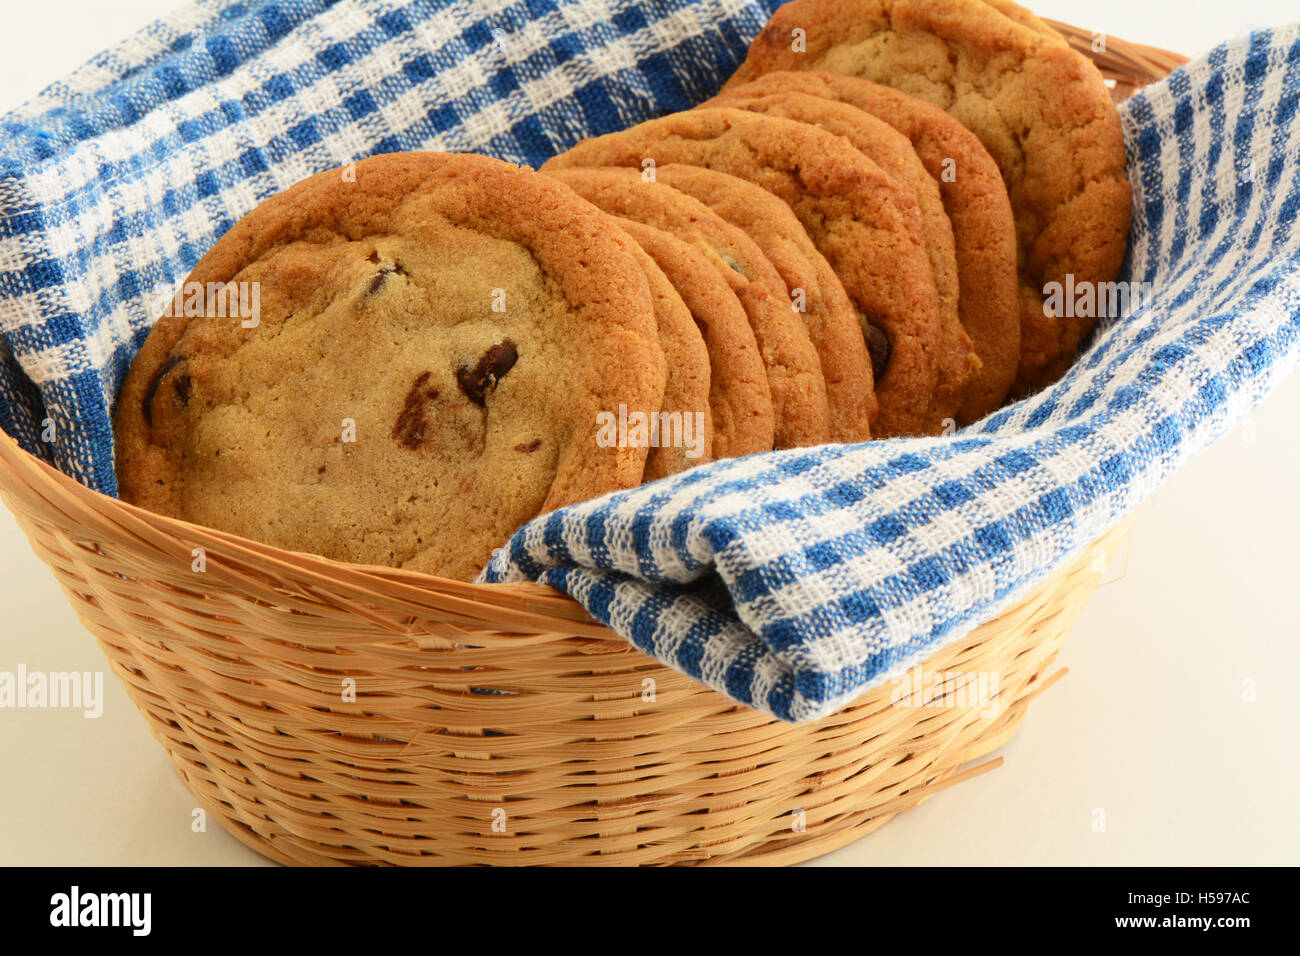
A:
1,1,1297,720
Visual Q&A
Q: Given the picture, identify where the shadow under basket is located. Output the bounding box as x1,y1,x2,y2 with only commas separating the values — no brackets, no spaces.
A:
0,25,1181,867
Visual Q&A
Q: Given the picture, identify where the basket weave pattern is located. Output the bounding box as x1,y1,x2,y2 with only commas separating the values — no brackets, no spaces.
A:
0,23,1177,866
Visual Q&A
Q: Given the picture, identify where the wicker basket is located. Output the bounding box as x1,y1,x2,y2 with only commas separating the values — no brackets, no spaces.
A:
0,22,1182,866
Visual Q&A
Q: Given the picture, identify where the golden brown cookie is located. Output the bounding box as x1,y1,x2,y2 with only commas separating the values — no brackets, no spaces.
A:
715,70,1020,423
617,219,776,459
544,166,830,448
650,163,877,440
622,239,714,481
115,152,666,581
546,107,947,439
727,0,1131,394
979,0,1067,41
701,88,976,430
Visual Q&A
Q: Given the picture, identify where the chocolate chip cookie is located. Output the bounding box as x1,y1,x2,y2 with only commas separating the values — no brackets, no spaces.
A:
546,107,947,439
650,163,881,439
617,219,776,459
727,0,1131,394
715,70,1021,423
701,88,976,430
623,239,715,481
545,166,830,449
115,152,667,581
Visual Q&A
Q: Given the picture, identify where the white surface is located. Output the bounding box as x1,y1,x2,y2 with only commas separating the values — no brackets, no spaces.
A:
0,0,1297,866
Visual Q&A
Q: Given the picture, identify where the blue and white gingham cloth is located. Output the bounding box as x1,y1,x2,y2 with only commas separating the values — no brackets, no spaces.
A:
1,2,1297,721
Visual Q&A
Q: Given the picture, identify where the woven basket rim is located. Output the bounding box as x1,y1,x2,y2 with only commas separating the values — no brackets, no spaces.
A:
0,20,1186,621
1044,17,1191,81
0,425,612,637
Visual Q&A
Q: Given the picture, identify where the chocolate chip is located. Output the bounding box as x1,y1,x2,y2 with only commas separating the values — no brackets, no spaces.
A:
392,371,436,449
367,261,407,295
142,354,185,428
457,341,518,407
174,375,192,405
514,439,542,453
862,323,892,382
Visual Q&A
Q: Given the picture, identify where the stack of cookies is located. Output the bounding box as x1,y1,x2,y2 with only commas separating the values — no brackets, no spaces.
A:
115,0,1131,581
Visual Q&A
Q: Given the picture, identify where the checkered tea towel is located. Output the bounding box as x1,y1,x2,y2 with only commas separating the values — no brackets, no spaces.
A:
1,2,1297,721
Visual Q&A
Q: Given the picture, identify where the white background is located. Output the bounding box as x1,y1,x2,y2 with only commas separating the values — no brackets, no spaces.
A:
0,0,1297,866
